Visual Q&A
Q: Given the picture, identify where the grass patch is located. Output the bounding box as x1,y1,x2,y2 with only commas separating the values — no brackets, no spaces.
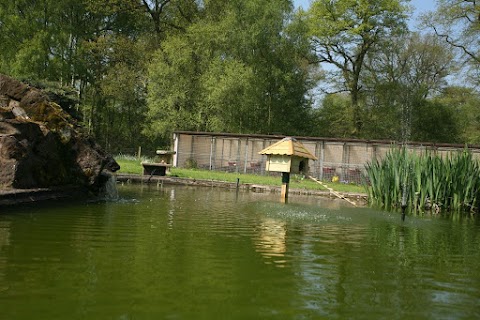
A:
116,159,144,175
115,155,365,194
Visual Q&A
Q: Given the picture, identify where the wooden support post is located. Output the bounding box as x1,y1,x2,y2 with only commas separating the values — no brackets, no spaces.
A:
281,172,290,203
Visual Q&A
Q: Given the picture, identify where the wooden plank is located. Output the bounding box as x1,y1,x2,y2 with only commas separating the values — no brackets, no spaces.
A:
308,175,357,207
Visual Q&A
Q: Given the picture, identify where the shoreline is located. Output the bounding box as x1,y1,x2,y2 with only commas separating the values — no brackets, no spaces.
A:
0,174,368,207
115,174,368,205
0,186,89,206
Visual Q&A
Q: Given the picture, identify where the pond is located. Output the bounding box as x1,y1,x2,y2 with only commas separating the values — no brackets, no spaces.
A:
0,184,479,319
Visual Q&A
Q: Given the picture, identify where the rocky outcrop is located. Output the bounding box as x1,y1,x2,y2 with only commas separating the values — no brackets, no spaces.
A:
0,74,119,192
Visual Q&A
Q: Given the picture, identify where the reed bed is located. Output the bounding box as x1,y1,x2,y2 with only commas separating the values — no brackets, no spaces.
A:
364,147,480,214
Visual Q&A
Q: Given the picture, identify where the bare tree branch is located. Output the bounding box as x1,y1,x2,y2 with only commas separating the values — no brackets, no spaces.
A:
432,25,480,63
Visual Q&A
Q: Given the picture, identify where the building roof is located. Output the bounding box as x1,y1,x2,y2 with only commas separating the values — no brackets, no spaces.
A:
259,137,318,160
174,130,480,150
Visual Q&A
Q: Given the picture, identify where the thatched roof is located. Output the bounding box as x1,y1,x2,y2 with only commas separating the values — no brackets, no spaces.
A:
259,137,317,160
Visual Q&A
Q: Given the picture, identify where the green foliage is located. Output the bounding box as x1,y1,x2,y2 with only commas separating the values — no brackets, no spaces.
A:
184,158,198,169
146,0,314,141
305,0,410,136
365,146,480,214
311,93,353,138
411,99,460,143
433,87,480,144
1,0,480,152
146,33,206,141
362,33,456,141
115,154,153,175
423,0,480,85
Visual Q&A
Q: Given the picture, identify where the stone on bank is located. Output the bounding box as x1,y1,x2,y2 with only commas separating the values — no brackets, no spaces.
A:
0,74,119,195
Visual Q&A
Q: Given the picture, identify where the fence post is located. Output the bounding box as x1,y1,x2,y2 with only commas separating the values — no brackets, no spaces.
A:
173,133,179,167
314,141,320,178
261,139,267,175
209,136,214,170
319,141,325,180
221,138,225,171
372,144,377,163
341,142,349,182
236,138,241,173
190,136,195,165
137,146,142,160
243,138,249,174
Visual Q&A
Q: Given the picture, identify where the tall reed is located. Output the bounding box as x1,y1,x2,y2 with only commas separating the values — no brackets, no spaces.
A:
364,146,480,214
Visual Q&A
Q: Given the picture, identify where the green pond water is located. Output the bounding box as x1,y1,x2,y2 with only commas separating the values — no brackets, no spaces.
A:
0,184,479,319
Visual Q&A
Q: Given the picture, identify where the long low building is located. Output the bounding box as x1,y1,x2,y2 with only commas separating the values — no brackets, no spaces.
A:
171,131,480,183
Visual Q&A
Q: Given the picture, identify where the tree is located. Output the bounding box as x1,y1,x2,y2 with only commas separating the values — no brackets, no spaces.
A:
424,0,480,85
0,0,80,81
304,0,409,137
146,0,314,142
97,38,150,150
410,99,460,143
140,0,199,38
146,33,206,143
310,93,353,138
0,0,205,151
362,32,455,141
433,86,480,144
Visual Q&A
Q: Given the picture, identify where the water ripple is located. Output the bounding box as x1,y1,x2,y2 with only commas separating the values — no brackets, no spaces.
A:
0,185,479,319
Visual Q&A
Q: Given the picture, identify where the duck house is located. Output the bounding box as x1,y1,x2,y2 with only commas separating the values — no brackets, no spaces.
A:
259,137,317,174
259,137,317,201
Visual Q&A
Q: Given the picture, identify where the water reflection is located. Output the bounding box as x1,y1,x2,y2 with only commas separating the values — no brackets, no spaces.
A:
0,220,10,249
254,217,287,267
168,189,175,229
0,220,10,292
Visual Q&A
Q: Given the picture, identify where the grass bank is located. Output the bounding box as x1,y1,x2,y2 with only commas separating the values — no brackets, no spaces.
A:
115,155,366,194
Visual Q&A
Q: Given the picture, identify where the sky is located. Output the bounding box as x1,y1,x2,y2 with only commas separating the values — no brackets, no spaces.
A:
293,0,437,29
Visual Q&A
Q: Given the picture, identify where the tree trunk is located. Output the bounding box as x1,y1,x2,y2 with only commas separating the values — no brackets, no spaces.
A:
351,83,362,137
